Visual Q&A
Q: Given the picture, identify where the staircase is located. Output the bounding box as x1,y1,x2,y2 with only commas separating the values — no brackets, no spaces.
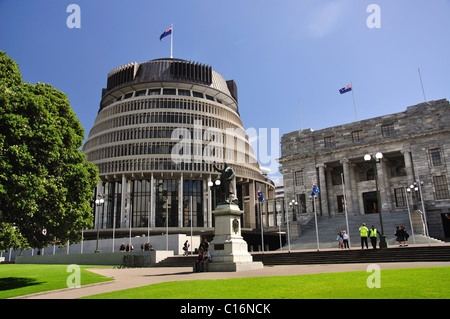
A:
252,246,450,265
152,246,450,267
286,211,444,250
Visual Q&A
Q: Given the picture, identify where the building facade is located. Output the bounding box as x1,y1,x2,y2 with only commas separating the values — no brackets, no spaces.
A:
279,99,450,239
82,58,273,235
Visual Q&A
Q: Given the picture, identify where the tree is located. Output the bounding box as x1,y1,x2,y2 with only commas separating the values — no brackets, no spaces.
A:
0,51,98,252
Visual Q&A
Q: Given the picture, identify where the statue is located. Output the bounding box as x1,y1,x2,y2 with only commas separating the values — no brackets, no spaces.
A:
213,163,238,204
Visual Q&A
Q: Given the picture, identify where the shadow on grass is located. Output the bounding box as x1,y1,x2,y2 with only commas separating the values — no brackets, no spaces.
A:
0,277,44,291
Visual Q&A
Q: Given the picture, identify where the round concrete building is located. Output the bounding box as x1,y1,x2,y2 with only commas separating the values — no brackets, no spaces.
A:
82,58,273,237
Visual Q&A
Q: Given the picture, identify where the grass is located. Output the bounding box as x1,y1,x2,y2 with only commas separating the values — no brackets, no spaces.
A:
83,267,450,299
0,264,113,299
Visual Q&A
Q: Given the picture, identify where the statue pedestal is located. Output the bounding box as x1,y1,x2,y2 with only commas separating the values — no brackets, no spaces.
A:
208,203,263,272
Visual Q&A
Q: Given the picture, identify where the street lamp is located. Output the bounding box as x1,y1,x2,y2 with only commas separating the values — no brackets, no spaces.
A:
94,194,105,253
364,152,387,248
407,177,431,246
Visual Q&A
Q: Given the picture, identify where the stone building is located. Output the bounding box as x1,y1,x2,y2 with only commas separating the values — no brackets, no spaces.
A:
279,99,450,239
82,58,273,237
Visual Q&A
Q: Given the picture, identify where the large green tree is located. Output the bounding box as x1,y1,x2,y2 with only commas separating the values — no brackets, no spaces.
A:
0,51,98,251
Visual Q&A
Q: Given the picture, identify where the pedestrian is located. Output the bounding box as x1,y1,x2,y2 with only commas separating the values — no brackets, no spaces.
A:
395,226,403,246
342,231,350,249
399,225,409,247
194,250,204,272
119,242,126,252
199,236,209,252
201,249,212,272
359,223,369,249
336,231,344,249
369,225,381,249
183,240,190,256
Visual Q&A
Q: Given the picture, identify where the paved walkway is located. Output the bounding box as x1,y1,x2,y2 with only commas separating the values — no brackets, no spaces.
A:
12,261,450,299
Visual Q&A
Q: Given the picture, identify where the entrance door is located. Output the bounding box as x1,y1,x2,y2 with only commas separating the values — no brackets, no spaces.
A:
363,191,379,214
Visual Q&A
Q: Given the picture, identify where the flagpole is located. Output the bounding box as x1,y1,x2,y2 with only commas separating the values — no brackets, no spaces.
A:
170,24,173,59
418,67,427,103
351,81,358,121
298,100,302,131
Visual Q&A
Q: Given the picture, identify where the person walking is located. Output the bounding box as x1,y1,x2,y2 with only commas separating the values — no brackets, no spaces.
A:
359,223,369,249
183,240,190,256
369,225,381,249
395,226,403,246
336,231,344,249
342,231,350,249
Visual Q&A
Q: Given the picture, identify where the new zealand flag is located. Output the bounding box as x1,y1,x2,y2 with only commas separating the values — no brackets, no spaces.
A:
339,84,352,94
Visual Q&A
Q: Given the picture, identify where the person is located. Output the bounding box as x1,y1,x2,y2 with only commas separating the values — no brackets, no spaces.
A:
201,249,212,272
194,250,204,272
336,231,343,249
359,223,369,249
342,231,350,249
369,225,381,249
183,240,190,256
399,225,409,247
395,226,403,246
119,242,126,252
199,237,210,252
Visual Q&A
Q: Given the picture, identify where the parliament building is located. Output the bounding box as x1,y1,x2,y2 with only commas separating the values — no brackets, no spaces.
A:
279,99,450,239
82,58,274,237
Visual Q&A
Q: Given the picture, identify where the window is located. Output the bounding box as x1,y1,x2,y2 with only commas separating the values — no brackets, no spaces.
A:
148,89,161,95
394,188,407,207
135,90,146,97
429,148,443,167
337,195,345,213
163,88,176,95
178,89,190,96
381,124,395,137
192,91,203,98
352,130,364,142
294,170,304,186
205,94,214,101
324,136,336,148
124,92,133,99
434,175,450,200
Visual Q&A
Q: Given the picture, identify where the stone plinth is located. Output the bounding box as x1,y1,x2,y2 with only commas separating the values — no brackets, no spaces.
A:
208,203,263,272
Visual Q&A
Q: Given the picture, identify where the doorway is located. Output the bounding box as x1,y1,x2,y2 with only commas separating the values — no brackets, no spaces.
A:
363,191,379,214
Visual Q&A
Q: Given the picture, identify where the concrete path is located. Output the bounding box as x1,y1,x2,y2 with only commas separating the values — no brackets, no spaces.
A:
12,261,450,299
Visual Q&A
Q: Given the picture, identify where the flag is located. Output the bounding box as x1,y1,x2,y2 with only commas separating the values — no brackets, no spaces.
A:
312,183,320,195
160,26,172,41
257,190,264,203
339,84,352,94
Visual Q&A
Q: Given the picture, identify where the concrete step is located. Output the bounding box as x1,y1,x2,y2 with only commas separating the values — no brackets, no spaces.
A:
253,246,450,266
285,211,443,250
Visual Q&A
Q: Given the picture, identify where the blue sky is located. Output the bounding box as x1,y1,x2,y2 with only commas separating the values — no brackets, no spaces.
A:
1,0,449,180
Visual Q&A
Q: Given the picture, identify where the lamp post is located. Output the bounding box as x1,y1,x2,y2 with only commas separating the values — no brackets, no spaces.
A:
94,194,105,253
364,152,387,248
407,176,431,246
403,186,416,244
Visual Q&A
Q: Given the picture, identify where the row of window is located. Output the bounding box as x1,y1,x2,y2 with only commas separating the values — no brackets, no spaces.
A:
323,124,396,148
117,88,222,104
88,111,231,137
84,125,250,153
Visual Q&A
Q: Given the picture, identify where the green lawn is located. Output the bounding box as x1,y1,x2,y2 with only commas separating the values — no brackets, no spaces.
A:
83,267,450,299
0,264,113,299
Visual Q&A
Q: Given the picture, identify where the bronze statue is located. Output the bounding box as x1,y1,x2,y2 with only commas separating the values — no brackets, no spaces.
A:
213,163,238,204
